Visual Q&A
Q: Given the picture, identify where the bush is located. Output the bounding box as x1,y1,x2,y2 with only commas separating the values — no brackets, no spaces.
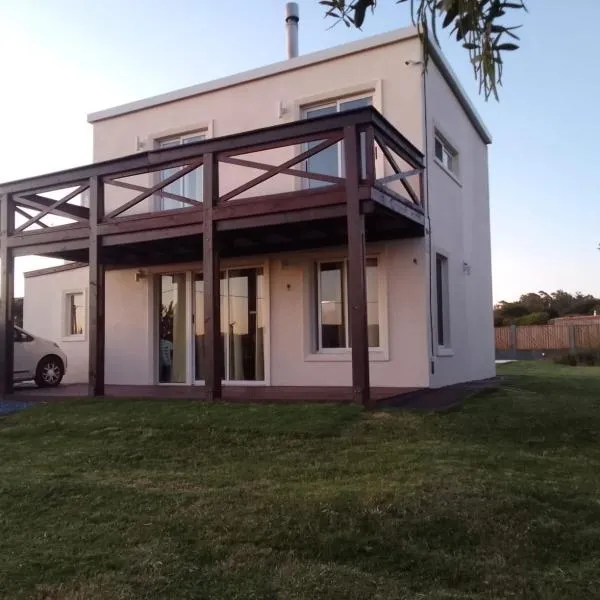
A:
554,350,600,366
514,312,551,325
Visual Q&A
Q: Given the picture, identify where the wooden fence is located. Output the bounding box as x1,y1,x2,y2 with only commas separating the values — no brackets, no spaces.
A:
496,323,600,354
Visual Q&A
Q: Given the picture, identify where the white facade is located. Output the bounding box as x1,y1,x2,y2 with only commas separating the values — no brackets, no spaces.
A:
23,27,494,389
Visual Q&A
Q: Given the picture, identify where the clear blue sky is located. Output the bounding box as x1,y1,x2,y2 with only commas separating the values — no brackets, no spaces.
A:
0,0,598,301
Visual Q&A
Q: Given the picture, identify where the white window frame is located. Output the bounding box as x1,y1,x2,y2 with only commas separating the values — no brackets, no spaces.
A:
155,131,207,211
434,252,452,354
152,259,271,386
301,93,374,187
315,256,382,353
62,289,87,341
433,130,459,181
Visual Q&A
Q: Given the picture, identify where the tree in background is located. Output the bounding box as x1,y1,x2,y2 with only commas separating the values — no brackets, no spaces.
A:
322,0,527,99
494,291,600,326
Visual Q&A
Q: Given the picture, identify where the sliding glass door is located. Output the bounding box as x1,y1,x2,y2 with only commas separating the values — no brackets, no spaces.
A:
192,267,265,383
226,268,265,381
157,274,188,383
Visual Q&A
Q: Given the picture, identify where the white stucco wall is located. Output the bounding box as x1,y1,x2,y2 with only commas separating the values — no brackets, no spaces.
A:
92,35,425,216
24,266,153,385
24,266,89,384
425,62,495,387
22,32,493,391
23,240,430,389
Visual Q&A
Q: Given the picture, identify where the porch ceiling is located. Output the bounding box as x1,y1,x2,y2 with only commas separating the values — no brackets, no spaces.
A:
41,201,424,266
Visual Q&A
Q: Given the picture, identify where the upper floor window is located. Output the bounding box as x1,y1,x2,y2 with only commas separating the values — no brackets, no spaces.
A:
158,133,205,210
303,96,372,188
434,132,459,177
316,257,380,350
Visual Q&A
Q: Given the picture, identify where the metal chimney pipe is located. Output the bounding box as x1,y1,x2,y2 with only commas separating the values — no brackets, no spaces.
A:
285,2,299,59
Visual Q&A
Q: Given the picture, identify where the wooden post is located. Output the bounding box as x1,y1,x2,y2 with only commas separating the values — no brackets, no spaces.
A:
568,325,577,355
363,125,376,185
0,194,14,396
88,176,105,396
203,152,222,401
344,125,372,409
510,324,518,359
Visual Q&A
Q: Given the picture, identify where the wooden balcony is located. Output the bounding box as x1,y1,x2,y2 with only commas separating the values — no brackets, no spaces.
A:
0,106,425,408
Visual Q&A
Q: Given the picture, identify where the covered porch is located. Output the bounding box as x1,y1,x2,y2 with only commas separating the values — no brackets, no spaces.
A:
0,107,425,408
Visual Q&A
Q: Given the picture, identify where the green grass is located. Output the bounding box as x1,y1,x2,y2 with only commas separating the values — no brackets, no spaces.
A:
1,362,600,599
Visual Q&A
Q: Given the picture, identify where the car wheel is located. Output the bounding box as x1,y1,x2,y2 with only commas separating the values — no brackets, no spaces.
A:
34,356,64,388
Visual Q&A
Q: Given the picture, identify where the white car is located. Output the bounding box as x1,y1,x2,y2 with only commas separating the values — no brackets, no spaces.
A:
13,326,67,387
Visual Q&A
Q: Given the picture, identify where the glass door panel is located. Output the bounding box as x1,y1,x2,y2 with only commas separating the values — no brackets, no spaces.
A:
227,268,264,381
193,271,227,381
158,273,187,383
193,267,265,382
305,105,338,189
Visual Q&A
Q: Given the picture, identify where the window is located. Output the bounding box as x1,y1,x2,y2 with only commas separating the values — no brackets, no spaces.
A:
303,96,372,188
158,133,205,210
65,292,85,337
316,258,379,350
435,254,450,348
434,132,458,176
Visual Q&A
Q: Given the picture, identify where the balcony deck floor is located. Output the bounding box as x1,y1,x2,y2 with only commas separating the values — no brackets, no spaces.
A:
9,383,419,404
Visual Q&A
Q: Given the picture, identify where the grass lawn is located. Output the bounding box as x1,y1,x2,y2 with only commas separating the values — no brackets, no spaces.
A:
1,362,600,599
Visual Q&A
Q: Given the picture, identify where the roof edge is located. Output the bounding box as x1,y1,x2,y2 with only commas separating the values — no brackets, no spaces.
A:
87,26,419,123
24,262,87,279
427,42,492,144
87,25,490,145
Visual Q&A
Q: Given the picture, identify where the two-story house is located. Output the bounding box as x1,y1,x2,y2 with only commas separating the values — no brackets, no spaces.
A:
1,17,494,407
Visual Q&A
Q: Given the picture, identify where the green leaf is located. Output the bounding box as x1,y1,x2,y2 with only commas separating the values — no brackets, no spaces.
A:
442,3,459,28
496,43,519,51
352,0,375,28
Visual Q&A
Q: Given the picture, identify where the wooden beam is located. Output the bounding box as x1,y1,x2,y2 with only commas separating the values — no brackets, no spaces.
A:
202,153,222,401
0,107,423,197
88,176,105,396
15,206,49,228
102,223,203,247
371,185,425,225
219,135,342,202
105,178,199,207
8,223,89,248
220,156,344,185
374,134,421,206
344,126,372,409
213,186,345,221
99,206,202,238
16,194,89,221
11,238,90,258
14,185,88,233
216,204,347,232
0,195,14,396
375,169,422,186
371,112,425,169
363,125,376,185
105,160,204,219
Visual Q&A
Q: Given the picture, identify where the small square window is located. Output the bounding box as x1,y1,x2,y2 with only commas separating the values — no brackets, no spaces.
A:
434,133,458,177
65,292,85,337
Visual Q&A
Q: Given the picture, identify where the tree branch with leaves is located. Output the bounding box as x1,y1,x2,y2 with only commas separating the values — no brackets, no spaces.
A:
321,0,527,100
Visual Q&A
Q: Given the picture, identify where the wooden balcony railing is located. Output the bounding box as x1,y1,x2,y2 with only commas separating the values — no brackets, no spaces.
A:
0,106,424,254
0,107,425,408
